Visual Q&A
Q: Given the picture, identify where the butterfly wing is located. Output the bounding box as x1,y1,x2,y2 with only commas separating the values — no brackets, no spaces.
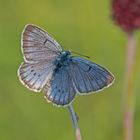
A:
18,24,62,92
44,65,76,106
21,24,62,63
69,57,115,94
18,24,114,104
18,60,56,92
43,56,114,106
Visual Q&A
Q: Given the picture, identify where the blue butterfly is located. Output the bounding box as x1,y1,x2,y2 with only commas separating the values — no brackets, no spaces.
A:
18,24,115,106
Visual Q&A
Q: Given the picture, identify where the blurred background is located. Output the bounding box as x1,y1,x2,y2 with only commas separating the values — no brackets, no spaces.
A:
0,0,140,140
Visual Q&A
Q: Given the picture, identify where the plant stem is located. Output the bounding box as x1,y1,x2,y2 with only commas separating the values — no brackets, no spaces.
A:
123,33,137,140
68,104,82,140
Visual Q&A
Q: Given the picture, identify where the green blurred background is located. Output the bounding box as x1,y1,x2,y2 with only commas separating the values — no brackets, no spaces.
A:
0,0,140,140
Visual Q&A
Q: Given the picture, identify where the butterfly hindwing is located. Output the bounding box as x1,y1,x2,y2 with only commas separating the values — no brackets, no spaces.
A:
44,65,76,106
18,60,55,92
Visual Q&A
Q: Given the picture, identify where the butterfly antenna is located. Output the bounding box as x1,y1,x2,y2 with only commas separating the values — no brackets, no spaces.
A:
71,51,90,58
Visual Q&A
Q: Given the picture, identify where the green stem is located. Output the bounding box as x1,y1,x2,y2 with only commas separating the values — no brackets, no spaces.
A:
68,104,82,140
123,33,137,140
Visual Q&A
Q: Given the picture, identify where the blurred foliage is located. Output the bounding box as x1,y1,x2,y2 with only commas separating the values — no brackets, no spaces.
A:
0,0,140,140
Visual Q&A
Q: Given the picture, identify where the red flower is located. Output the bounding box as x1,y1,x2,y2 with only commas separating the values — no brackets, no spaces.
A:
112,0,140,33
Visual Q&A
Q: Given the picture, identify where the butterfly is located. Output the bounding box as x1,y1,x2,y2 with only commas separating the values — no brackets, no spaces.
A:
18,24,115,106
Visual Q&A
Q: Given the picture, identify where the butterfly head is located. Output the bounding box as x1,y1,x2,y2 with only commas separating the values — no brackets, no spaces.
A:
61,50,71,56
59,50,71,61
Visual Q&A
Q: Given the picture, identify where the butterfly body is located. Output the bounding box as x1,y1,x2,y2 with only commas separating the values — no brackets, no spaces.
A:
54,50,71,71
18,24,115,106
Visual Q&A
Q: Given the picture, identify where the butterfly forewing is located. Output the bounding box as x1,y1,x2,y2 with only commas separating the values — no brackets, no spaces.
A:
69,57,114,94
21,24,62,62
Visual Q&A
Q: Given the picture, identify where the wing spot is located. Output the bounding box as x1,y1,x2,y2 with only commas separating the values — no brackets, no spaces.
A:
85,66,92,72
33,73,36,76
58,89,61,92
31,69,34,72
44,39,48,44
38,74,41,77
